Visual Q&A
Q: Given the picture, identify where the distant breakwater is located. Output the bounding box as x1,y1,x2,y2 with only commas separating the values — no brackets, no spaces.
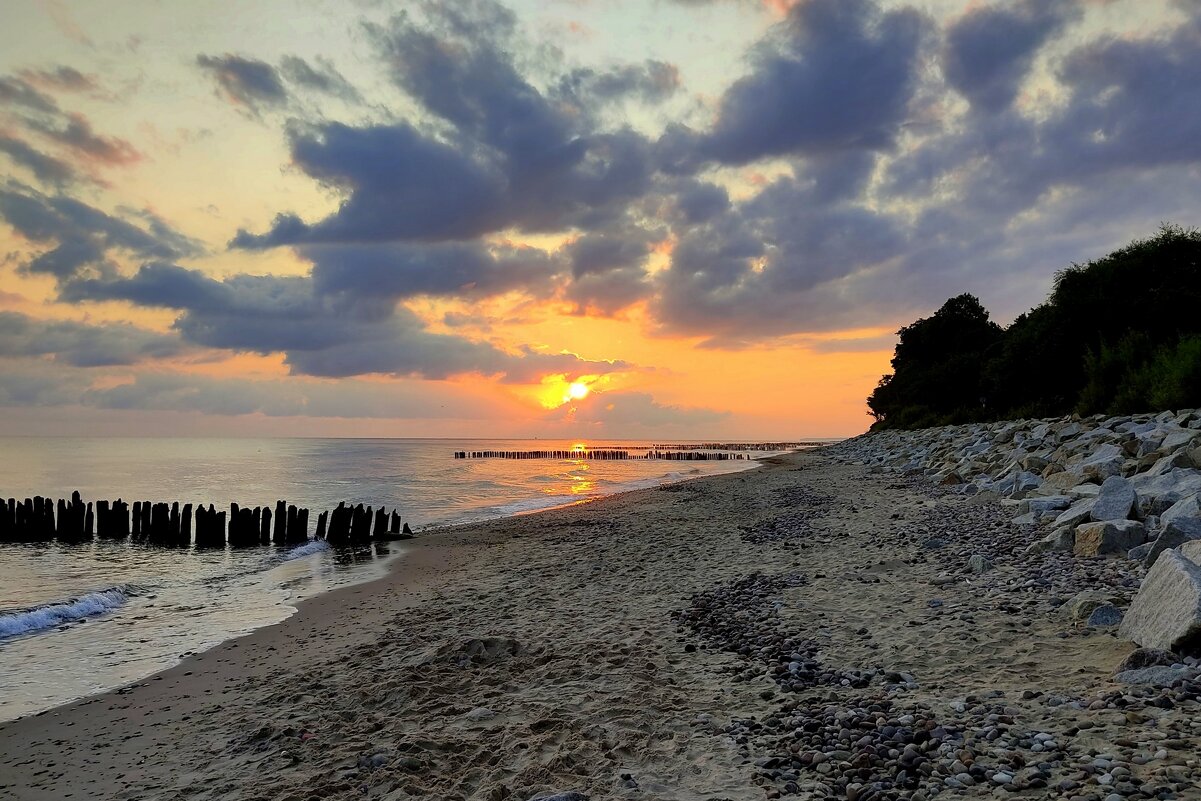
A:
0,491,413,549
453,442,815,461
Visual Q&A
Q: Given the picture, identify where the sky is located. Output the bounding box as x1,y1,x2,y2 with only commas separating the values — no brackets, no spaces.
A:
0,0,1196,439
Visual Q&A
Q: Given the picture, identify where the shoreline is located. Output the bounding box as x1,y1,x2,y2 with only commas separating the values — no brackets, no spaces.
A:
3,447,1196,800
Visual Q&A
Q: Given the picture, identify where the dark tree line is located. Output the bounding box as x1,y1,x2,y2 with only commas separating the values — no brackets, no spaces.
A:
868,224,1201,429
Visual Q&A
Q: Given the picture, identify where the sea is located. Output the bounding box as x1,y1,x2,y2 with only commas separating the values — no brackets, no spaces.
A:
0,437,793,722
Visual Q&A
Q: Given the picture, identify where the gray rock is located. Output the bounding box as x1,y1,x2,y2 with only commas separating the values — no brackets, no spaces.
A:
967,554,995,573
1087,604,1123,627
1131,468,1201,515
1053,498,1096,528
1115,648,1178,673
1142,522,1201,568
1161,428,1201,451
1027,526,1075,555
1182,539,1201,566
1160,493,1201,538
531,794,589,801
1027,495,1074,513
1061,590,1119,622
465,707,497,721
1119,550,1201,652
1127,541,1153,562
1113,666,1189,686
1074,520,1146,557
1090,476,1137,522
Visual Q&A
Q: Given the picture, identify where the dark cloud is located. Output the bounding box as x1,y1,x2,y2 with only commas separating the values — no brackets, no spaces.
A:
562,226,657,314
943,0,1080,113
279,55,361,102
553,61,680,110
62,263,629,382
234,2,658,247
694,0,929,165
25,112,141,165
0,310,185,366
196,53,289,114
0,135,78,186
0,184,203,280
0,75,58,113
18,66,98,93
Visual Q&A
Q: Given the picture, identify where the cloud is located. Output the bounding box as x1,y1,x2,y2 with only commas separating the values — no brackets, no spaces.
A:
562,226,657,313
18,66,98,93
942,0,1080,113
0,75,59,114
0,183,203,280
0,310,186,366
196,53,289,114
692,0,929,165
0,135,79,186
234,2,660,247
25,112,141,166
62,263,630,382
279,55,361,102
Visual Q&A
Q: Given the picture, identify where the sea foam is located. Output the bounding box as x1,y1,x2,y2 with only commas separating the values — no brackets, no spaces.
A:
281,540,331,561
0,587,131,639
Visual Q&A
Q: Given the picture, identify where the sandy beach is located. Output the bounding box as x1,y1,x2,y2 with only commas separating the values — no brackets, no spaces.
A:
1,449,1195,801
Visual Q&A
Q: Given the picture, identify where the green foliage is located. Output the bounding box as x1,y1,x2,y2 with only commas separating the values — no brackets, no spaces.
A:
868,224,1201,428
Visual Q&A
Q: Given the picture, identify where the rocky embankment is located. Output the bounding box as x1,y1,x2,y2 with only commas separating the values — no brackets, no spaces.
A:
835,410,1201,659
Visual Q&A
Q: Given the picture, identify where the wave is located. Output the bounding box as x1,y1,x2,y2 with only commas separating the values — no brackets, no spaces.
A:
0,586,133,639
281,540,331,561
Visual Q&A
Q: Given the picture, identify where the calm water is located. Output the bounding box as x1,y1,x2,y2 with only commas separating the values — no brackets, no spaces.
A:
0,437,773,721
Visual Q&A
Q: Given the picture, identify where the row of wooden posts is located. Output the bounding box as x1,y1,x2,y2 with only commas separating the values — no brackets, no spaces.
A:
0,493,412,547
454,449,752,460
649,442,818,451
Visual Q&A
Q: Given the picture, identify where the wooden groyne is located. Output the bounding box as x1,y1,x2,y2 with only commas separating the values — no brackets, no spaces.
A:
455,449,632,460
0,493,413,549
455,449,752,460
649,442,823,451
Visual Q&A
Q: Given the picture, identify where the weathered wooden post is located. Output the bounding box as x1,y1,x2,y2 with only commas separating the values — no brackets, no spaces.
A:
390,511,400,534
294,508,309,543
182,503,192,544
273,500,287,544
315,510,328,540
260,506,272,545
373,507,388,539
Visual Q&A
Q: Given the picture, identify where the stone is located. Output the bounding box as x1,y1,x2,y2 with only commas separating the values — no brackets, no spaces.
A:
1130,468,1201,515
1119,550,1201,652
1160,493,1201,538
1161,428,1201,451
1115,648,1178,673
1113,666,1189,686
1074,520,1145,557
1027,526,1075,555
967,554,995,573
531,794,588,801
1090,476,1137,522
1027,495,1074,514
1053,498,1096,528
1087,604,1123,627
1128,542,1153,562
1142,522,1201,568
1061,590,1120,622
1182,539,1201,565
465,707,497,721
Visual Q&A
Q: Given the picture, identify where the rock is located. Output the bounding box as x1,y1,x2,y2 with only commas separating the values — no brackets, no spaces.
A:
1054,498,1097,528
1062,590,1120,622
1128,541,1153,562
1119,550,1201,652
1161,428,1201,451
1131,468,1201,515
1027,495,1074,513
1027,526,1075,555
531,793,588,801
465,707,497,721
1113,666,1189,686
1182,539,1201,565
1090,476,1137,522
1074,520,1145,557
1087,604,1123,627
1142,522,1201,568
967,554,994,573
1078,445,1125,482
1160,493,1201,538
1115,648,1178,673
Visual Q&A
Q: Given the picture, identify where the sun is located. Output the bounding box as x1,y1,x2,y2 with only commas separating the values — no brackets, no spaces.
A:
568,382,590,400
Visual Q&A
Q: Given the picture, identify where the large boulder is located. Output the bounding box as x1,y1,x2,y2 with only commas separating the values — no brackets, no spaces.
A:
1060,590,1119,622
1119,550,1201,652
1074,520,1145,557
1131,468,1201,515
1090,476,1137,522
1143,521,1201,568
1026,526,1074,555
1160,493,1201,538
